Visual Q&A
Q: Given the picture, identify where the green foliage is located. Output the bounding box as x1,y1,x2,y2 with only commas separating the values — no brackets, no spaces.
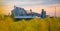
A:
0,16,60,31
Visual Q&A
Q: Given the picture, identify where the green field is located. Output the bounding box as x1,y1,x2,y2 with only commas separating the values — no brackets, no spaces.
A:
0,15,60,31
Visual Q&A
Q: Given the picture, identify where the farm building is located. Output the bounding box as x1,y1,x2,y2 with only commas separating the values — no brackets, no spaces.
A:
11,6,46,18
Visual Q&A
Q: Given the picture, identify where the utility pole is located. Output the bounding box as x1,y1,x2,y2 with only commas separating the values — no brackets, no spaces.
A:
54,6,60,17
49,6,60,17
55,6,56,17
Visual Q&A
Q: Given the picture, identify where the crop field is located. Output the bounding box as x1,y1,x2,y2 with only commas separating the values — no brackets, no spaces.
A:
0,15,60,31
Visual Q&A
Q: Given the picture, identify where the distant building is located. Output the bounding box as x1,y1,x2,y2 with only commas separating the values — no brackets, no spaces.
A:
41,9,46,18
11,6,46,18
11,6,27,16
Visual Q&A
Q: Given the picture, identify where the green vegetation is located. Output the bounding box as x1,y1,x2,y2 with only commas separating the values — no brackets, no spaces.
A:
0,15,60,31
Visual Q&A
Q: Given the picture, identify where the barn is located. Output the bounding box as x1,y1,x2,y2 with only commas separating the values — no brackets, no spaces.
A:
11,6,46,18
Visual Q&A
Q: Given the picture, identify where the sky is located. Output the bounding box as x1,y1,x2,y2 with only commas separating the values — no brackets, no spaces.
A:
0,0,60,17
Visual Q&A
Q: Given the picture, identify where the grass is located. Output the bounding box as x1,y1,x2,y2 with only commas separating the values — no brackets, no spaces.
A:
0,15,60,31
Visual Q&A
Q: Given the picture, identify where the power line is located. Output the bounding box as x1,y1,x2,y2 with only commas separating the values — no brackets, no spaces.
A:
54,6,60,17
48,6,60,17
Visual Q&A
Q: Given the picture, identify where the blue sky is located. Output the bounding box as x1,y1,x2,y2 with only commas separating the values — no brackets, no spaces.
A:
0,0,60,6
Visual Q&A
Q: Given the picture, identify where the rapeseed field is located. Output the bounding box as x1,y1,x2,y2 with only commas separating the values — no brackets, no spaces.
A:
0,15,60,31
